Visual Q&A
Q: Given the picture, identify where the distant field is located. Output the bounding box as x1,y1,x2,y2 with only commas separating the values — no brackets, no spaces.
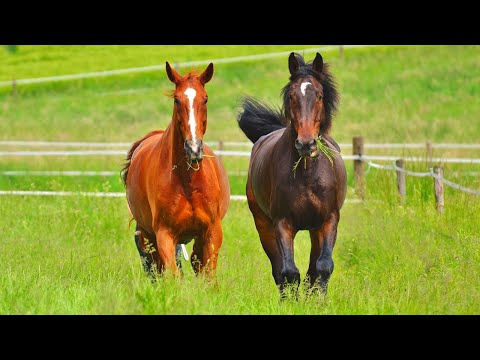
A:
0,45,479,314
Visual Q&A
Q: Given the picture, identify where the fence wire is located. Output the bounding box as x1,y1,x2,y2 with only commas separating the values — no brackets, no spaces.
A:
367,161,480,195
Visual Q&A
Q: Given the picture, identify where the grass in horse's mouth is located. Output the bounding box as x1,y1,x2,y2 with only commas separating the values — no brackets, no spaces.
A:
292,136,340,178
186,154,215,172
316,136,339,166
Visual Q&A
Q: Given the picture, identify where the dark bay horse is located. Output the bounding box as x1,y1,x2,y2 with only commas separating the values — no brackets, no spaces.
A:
237,52,347,297
122,62,230,278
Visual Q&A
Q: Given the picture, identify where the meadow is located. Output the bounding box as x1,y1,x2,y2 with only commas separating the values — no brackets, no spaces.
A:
0,45,479,314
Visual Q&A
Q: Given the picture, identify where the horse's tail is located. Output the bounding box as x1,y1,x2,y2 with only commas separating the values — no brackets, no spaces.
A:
236,97,286,143
121,130,164,187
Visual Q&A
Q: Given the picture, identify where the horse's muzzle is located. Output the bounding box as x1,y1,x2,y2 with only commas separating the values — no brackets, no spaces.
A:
295,138,317,157
184,139,204,162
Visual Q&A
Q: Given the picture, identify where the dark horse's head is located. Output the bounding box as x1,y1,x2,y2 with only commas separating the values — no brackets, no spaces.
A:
166,62,214,163
282,52,339,157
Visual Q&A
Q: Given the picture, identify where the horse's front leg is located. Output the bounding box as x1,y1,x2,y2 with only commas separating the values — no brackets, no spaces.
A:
306,211,339,295
191,220,223,277
153,227,179,276
274,219,300,298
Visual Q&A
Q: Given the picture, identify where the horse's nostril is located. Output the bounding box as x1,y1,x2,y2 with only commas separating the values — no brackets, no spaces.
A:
294,139,303,150
309,139,317,149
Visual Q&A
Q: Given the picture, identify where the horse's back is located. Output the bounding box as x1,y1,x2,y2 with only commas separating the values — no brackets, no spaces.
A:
202,144,231,220
247,128,285,216
125,130,165,191
125,130,165,234
250,128,285,172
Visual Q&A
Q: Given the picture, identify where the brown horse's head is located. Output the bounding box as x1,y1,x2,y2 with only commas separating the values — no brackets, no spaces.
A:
166,62,214,162
282,52,339,157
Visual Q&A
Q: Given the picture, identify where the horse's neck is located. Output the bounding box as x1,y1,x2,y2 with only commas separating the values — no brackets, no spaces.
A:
277,123,299,159
162,122,194,181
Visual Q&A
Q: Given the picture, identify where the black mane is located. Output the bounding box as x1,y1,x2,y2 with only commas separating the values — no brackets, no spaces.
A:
237,52,339,143
281,53,339,134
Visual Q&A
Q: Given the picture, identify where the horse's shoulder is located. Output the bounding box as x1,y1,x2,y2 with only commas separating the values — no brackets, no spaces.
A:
323,134,341,152
252,128,284,154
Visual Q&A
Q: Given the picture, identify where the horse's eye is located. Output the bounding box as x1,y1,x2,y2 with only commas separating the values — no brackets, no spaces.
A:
174,98,180,105
318,94,323,100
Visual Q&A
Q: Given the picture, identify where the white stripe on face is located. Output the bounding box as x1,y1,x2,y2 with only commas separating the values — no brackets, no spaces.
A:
184,88,198,151
300,82,312,96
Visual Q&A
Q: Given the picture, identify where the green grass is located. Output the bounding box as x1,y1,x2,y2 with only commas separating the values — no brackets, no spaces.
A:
1,190,478,314
1,45,479,314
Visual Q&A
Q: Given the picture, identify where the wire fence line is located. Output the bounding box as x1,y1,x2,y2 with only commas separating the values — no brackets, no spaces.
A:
2,149,480,165
0,170,119,177
0,45,378,87
0,189,364,203
2,168,479,178
0,140,253,148
2,140,480,150
367,161,432,177
0,170,250,177
0,190,250,200
0,149,252,157
0,141,132,147
439,177,480,195
366,160,480,195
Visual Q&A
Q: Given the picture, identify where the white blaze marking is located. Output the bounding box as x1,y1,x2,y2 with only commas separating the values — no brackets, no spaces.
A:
184,87,198,152
300,82,312,96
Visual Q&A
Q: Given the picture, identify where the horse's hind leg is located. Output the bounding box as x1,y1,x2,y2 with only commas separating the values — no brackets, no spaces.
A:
134,225,155,279
175,244,186,274
307,211,339,295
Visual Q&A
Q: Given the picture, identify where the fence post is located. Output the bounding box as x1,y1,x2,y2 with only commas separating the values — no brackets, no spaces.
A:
12,79,17,98
426,141,433,164
218,140,224,161
339,45,344,61
433,166,444,213
353,136,365,199
395,159,406,204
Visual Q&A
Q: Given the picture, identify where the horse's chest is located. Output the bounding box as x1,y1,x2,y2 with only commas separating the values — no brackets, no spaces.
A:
167,191,215,228
274,181,335,229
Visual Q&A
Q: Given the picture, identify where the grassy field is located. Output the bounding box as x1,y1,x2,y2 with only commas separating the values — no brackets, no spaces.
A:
0,45,479,314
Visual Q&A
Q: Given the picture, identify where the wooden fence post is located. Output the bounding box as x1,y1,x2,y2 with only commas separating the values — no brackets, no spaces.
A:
433,166,444,213
395,159,406,204
426,141,433,164
353,136,365,199
12,79,17,98
218,140,224,161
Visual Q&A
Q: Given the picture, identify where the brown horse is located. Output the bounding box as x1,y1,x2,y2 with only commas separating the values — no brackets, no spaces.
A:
237,52,347,298
122,62,230,278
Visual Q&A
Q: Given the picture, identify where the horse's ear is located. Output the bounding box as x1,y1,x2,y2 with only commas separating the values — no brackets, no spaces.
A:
200,63,214,85
312,52,323,73
288,52,299,75
166,61,182,84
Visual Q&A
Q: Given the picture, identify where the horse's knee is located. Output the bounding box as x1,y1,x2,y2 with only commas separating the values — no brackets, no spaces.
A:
316,256,334,277
279,265,301,285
